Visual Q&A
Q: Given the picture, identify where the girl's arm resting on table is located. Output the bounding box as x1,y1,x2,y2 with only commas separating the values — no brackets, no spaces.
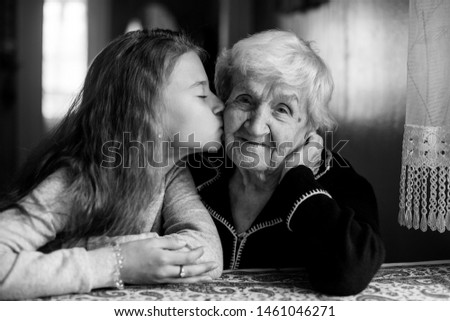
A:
0,208,213,300
0,167,222,300
277,165,386,296
68,232,161,251
161,165,223,278
0,206,116,300
0,172,117,300
0,246,115,300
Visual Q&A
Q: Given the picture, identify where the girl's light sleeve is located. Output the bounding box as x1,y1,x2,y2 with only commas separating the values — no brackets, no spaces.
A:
0,172,116,300
162,165,223,278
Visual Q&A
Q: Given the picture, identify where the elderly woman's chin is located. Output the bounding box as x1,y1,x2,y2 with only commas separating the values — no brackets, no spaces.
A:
227,147,275,172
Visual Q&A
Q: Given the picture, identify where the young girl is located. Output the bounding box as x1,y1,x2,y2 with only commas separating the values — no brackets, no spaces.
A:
0,29,224,299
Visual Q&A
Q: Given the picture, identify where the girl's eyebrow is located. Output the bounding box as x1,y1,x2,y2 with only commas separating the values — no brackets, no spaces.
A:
189,80,208,89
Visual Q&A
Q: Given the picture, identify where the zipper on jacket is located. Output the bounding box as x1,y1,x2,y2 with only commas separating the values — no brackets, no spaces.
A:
232,232,248,269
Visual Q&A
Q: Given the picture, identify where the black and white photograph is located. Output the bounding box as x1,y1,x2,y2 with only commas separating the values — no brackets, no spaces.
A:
1,0,449,319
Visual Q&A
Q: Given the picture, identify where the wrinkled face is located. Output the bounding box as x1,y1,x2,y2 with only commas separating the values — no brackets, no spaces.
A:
224,75,311,173
163,52,224,153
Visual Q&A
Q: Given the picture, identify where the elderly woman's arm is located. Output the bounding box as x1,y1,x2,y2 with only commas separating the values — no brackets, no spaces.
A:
277,159,385,296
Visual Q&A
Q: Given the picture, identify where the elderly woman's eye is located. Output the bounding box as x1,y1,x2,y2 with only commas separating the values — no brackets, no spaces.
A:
235,94,252,104
275,104,291,115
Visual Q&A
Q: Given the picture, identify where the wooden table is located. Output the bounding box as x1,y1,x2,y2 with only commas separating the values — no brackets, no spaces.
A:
39,261,450,301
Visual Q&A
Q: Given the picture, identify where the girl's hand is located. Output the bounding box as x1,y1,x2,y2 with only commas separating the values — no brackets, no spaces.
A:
280,132,323,181
120,237,218,284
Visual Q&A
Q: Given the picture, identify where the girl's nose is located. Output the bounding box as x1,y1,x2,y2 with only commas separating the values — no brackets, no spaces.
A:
211,94,225,116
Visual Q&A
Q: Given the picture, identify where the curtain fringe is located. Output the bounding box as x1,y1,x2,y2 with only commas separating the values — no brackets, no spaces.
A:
398,125,450,233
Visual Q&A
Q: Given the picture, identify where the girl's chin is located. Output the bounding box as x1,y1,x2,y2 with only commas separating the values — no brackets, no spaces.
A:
199,139,222,153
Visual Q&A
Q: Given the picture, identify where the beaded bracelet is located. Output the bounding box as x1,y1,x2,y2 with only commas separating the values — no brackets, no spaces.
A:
110,241,125,290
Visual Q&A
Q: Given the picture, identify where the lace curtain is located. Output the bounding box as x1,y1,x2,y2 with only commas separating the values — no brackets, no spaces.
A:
399,0,450,232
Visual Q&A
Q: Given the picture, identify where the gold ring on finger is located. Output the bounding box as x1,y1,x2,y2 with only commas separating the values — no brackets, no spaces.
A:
179,265,186,278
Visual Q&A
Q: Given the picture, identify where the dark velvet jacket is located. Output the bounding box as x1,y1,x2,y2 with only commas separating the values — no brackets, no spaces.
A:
188,150,386,296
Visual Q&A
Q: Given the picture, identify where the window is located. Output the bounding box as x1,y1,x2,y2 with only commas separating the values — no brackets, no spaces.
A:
42,0,87,129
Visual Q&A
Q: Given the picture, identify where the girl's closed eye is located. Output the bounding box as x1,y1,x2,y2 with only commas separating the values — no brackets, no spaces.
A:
197,88,210,99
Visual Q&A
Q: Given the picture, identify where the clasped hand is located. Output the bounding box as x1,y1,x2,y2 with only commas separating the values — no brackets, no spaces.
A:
120,237,218,284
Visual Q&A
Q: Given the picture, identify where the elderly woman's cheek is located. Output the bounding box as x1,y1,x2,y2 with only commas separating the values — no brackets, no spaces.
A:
273,124,305,159
224,104,247,134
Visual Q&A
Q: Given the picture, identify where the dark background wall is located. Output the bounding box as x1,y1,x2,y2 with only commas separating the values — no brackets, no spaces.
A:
1,0,44,190
110,0,220,82
0,0,16,191
1,0,449,262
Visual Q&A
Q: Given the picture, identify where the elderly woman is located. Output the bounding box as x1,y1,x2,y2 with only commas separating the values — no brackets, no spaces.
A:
189,30,385,296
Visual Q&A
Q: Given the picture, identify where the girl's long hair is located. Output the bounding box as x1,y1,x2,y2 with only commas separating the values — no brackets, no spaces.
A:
0,29,205,243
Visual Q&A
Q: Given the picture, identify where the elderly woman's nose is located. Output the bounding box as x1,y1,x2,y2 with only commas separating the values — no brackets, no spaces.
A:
244,110,270,136
211,94,225,116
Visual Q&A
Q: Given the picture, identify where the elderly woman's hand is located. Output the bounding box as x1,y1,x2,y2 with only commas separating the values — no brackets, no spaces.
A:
280,132,323,181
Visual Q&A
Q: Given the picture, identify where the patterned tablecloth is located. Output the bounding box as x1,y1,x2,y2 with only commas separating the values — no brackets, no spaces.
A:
40,261,450,301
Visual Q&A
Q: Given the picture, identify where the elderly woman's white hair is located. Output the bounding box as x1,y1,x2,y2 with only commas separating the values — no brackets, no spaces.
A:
215,29,336,131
